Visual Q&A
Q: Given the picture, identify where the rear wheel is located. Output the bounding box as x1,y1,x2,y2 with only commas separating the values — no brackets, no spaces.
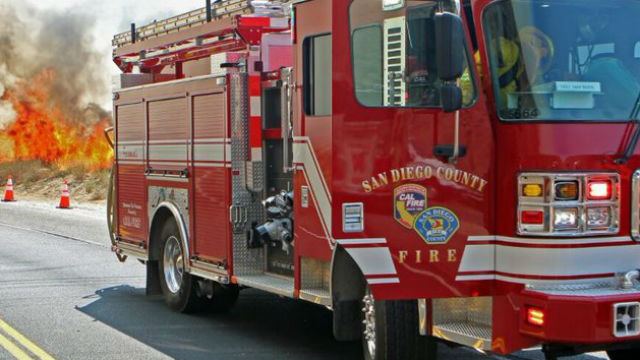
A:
361,289,437,360
158,220,204,313
608,348,640,360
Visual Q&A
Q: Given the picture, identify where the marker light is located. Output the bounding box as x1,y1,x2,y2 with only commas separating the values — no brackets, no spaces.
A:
527,307,545,326
521,210,544,224
553,207,578,230
555,181,578,200
588,181,612,200
523,184,543,197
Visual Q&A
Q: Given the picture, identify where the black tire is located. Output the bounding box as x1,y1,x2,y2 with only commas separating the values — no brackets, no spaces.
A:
157,220,204,313
208,283,240,313
608,348,639,360
361,290,437,360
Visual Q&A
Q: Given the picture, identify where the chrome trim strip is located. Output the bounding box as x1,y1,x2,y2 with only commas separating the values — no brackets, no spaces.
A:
632,170,640,241
337,238,387,245
189,267,230,284
235,276,295,298
115,241,149,261
418,299,428,336
115,74,223,93
298,290,332,307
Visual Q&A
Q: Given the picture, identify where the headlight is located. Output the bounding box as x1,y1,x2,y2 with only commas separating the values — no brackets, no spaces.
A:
587,207,611,229
553,207,579,230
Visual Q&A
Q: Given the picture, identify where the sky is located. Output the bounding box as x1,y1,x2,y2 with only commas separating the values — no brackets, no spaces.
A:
23,0,207,107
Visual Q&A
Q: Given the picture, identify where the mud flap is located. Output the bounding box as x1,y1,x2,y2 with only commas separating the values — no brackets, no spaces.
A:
146,260,162,295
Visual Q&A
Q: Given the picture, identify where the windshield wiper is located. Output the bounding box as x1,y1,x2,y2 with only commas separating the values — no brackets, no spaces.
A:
614,92,640,164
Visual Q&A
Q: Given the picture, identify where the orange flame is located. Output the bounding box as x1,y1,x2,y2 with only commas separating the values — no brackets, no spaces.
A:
0,69,113,171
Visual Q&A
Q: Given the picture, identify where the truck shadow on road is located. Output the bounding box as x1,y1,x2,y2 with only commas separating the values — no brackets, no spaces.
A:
76,285,605,360
77,285,361,360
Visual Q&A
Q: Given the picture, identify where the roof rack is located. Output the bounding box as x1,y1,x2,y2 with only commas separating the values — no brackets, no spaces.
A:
113,0,252,48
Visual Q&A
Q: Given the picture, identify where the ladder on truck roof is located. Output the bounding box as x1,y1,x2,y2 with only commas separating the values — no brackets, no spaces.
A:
112,0,288,48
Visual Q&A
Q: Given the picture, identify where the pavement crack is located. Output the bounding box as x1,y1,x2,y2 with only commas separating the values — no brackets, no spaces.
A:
0,222,107,248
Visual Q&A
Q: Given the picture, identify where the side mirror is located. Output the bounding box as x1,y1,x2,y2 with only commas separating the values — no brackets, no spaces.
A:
435,12,465,81
441,84,463,113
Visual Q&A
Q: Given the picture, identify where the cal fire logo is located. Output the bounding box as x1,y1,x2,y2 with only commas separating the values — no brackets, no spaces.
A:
394,185,427,229
394,184,460,245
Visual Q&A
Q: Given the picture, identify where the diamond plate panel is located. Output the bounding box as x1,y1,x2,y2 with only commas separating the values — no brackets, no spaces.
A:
300,257,330,291
435,322,492,340
433,297,492,328
432,297,492,351
245,160,264,193
528,281,640,297
230,72,265,276
148,186,190,235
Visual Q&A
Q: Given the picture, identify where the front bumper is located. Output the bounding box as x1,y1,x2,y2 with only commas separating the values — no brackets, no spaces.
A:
519,284,640,344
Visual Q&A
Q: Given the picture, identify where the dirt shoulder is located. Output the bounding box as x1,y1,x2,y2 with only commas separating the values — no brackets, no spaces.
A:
0,160,111,204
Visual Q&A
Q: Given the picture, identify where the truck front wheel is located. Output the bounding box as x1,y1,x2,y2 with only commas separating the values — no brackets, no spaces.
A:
361,289,437,360
158,220,204,313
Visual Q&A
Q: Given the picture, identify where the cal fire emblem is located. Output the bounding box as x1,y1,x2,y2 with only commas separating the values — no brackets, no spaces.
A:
394,184,460,245
394,184,427,229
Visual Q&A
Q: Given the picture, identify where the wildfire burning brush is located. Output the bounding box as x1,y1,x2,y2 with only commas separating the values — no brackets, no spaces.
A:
0,70,113,171
0,2,113,172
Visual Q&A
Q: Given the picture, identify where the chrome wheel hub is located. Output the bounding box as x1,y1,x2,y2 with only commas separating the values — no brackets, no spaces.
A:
163,236,184,294
362,292,376,359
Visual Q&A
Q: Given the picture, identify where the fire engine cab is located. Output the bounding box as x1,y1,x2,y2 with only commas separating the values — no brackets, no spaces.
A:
109,0,640,359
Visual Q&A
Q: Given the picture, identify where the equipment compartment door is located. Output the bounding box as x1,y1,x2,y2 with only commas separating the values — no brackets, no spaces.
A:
115,101,147,245
192,87,230,265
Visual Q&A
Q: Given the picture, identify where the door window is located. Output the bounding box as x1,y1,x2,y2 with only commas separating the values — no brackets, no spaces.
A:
350,0,476,108
304,34,332,116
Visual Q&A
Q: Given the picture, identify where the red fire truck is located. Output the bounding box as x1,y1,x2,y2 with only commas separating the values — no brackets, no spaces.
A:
109,0,640,358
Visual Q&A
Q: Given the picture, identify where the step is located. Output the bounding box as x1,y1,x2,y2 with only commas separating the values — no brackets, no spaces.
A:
432,321,492,352
236,274,294,298
299,288,331,307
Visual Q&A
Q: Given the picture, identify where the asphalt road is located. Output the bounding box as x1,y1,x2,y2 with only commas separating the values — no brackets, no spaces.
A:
0,200,610,360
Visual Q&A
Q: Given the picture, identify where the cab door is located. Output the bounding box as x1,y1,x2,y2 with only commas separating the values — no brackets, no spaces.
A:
332,0,495,299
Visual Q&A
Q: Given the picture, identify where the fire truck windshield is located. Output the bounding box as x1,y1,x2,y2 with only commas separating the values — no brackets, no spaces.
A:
484,0,640,122
349,0,476,108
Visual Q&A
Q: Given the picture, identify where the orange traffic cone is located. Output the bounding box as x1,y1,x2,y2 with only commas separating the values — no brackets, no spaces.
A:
58,180,71,209
2,176,15,202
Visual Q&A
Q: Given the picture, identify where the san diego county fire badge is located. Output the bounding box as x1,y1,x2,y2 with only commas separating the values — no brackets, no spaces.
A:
394,184,460,245
413,207,459,244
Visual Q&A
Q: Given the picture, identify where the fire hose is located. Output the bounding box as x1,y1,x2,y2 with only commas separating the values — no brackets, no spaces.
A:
104,127,127,263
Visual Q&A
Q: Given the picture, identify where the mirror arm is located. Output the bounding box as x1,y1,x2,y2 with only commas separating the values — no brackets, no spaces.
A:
450,110,460,164
449,78,461,164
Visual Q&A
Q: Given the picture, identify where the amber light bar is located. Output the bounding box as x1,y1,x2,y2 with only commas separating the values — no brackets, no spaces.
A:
517,173,620,237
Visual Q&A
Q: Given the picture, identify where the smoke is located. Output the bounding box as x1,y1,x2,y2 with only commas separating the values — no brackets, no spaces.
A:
0,65,17,127
0,2,110,129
